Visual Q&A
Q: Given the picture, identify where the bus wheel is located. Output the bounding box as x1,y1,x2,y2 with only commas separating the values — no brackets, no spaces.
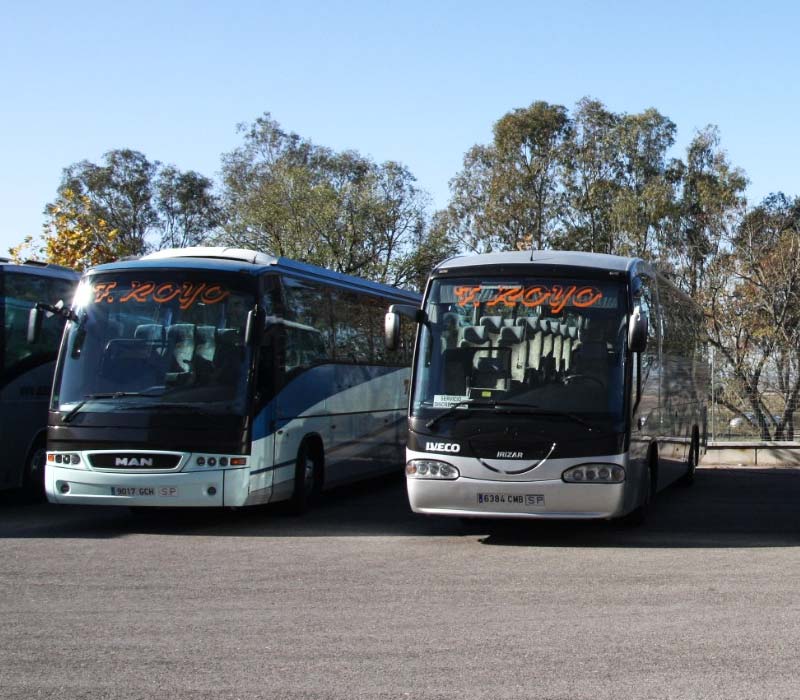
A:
288,441,321,515
22,441,47,501
679,433,699,487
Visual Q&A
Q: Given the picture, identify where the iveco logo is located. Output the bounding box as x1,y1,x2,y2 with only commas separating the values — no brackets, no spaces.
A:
497,451,523,459
115,457,154,467
426,442,461,453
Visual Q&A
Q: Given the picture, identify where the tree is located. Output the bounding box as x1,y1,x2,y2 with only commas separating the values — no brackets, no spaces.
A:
438,99,685,259
41,188,120,268
559,98,621,253
704,194,800,440
156,167,222,249
607,108,679,257
38,149,221,269
219,114,434,288
57,149,158,258
438,101,571,253
671,126,747,295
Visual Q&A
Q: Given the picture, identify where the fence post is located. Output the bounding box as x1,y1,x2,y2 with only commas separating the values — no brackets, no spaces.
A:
710,345,716,443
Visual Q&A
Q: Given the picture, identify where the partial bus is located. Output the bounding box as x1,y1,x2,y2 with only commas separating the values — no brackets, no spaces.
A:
385,251,708,522
0,259,78,495
42,247,419,510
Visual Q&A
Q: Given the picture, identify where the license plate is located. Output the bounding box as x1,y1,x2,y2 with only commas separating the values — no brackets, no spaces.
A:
477,493,545,506
111,486,178,497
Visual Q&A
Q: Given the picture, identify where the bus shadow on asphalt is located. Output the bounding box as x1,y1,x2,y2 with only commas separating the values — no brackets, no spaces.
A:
1,468,799,546
474,467,800,548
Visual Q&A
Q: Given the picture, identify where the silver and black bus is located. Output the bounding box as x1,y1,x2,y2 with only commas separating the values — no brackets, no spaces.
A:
386,250,708,522
0,259,78,495
42,247,418,511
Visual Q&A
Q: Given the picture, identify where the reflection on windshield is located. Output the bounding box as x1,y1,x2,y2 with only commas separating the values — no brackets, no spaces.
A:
413,277,628,423
53,273,255,415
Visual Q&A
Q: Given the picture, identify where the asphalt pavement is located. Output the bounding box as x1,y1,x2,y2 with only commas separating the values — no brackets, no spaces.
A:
1,466,799,699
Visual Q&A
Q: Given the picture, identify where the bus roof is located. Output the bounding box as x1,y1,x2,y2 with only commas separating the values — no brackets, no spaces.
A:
434,250,643,276
0,258,79,281
88,247,421,303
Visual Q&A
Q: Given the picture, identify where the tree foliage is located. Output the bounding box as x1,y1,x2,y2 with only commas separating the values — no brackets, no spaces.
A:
38,149,220,269
440,101,570,253
672,126,747,294
42,188,120,268
701,194,800,439
218,114,438,287
156,167,223,250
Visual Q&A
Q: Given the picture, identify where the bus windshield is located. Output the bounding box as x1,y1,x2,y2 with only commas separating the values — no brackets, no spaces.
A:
52,271,256,416
413,276,629,428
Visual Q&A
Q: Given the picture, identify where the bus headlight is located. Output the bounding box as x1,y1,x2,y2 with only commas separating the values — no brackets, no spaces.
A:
48,452,83,468
562,464,625,483
406,460,460,480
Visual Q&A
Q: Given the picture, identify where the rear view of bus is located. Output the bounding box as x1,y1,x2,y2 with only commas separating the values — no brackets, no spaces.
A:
387,251,705,521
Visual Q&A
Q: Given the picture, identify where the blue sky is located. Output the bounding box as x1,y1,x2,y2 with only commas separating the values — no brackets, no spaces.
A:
2,0,798,256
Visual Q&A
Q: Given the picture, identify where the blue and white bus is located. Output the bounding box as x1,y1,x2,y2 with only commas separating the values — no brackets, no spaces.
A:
42,247,419,511
386,250,708,523
0,259,78,495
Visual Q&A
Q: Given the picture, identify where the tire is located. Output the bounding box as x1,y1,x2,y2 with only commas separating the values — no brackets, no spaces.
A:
287,442,321,515
678,433,699,487
22,441,47,501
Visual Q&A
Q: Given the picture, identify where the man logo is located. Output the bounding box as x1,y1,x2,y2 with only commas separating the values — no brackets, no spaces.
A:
115,457,154,467
425,442,461,453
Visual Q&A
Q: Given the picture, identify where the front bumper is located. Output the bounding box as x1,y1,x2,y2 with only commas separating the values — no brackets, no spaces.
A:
407,475,626,519
45,465,254,507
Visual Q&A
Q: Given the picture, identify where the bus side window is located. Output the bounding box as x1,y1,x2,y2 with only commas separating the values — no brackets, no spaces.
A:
285,325,327,373
281,277,335,360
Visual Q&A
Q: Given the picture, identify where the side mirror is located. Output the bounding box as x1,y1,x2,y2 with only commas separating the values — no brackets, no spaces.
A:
385,311,401,351
628,305,648,353
384,304,427,351
27,306,43,344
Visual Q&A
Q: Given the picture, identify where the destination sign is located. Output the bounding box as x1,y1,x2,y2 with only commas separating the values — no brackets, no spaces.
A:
92,281,231,310
454,285,603,313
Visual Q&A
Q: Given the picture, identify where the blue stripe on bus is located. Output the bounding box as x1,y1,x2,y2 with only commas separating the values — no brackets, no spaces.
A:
251,364,405,441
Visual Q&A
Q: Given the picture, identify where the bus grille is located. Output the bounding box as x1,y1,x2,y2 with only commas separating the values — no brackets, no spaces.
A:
88,453,182,470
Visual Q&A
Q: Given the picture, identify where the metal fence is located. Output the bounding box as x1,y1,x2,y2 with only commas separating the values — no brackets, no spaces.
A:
709,347,799,443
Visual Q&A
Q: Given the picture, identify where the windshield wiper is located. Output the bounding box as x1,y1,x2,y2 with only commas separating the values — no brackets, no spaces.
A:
425,399,601,432
425,399,495,429
123,402,220,414
489,402,597,430
61,391,165,423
